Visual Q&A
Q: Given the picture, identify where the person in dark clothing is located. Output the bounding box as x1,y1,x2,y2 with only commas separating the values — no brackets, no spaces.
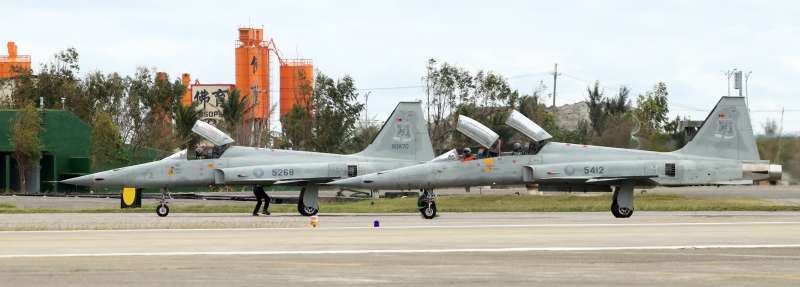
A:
252,185,270,216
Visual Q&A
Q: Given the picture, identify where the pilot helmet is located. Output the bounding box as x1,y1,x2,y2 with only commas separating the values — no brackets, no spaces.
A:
463,147,471,154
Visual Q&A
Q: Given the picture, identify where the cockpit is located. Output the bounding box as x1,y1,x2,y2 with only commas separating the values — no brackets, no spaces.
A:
436,111,550,162
164,120,235,161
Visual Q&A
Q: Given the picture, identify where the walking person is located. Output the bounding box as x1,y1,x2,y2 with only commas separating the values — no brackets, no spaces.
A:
252,185,270,216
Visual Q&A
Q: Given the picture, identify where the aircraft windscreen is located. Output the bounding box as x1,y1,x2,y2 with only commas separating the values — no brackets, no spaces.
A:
164,149,187,160
431,149,459,162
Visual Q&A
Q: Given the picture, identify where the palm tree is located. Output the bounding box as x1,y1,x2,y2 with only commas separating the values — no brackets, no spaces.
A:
173,102,202,149
221,89,253,141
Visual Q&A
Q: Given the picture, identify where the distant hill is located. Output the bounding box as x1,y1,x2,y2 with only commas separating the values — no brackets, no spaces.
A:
552,101,589,131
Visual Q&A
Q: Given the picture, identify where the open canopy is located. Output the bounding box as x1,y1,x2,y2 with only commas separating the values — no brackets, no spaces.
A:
505,110,552,142
192,121,234,146
456,115,500,148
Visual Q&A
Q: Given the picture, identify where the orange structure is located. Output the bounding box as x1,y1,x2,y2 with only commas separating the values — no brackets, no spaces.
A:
0,42,31,78
180,73,192,106
279,59,313,116
235,28,270,120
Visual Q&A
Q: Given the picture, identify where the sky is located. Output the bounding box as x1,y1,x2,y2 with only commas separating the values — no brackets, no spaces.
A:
2,0,799,134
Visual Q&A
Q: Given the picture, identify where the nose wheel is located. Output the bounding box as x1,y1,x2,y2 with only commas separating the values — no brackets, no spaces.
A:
156,204,170,217
155,188,171,217
418,189,437,219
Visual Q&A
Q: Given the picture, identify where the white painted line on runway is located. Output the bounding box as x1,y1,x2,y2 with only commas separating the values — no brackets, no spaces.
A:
3,244,800,258
1,221,800,233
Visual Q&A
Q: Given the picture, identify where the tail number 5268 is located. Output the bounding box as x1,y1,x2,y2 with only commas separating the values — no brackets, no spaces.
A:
272,168,294,176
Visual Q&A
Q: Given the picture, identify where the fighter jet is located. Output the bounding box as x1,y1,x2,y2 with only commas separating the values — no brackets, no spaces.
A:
62,102,434,217
331,96,782,219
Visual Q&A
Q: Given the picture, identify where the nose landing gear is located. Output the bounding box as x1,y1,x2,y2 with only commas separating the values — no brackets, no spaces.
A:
156,188,171,217
418,189,437,219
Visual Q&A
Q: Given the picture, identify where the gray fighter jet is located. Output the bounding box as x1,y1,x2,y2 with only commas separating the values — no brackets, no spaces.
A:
331,96,782,219
62,102,434,217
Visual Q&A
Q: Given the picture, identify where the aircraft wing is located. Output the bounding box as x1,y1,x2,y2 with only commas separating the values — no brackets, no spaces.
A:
525,162,662,186
214,163,343,185
535,175,658,185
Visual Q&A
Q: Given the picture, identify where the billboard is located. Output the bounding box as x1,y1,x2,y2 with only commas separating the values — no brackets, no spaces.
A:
191,84,234,124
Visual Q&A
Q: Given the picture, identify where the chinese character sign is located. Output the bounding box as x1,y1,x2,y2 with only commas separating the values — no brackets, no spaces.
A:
191,85,233,124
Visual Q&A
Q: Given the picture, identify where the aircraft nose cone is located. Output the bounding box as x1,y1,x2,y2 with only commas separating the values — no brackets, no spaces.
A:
60,174,94,186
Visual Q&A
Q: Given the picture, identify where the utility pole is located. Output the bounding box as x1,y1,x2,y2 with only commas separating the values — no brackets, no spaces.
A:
552,63,559,108
725,68,737,97
735,70,743,97
775,107,785,163
364,91,371,125
744,71,752,107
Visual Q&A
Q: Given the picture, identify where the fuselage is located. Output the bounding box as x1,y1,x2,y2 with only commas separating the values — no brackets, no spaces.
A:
64,146,424,188
333,142,748,190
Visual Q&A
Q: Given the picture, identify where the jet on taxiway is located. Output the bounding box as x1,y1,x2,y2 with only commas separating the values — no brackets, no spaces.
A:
62,102,434,217
331,96,782,219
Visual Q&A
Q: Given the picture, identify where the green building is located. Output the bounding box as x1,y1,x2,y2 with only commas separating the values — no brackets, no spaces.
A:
0,109,91,193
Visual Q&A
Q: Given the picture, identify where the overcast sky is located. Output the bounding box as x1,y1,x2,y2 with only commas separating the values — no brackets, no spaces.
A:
3,0,799,133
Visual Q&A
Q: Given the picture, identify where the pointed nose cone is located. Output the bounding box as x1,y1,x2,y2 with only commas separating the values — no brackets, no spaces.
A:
60,174,94,186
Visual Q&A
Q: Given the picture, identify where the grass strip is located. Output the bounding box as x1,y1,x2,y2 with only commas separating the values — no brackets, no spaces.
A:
1,194,799,214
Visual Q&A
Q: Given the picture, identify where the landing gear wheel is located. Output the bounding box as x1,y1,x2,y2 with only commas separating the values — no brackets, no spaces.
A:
420,202,437,219
418,189,437,219
297,200,318,216
610,201,633,218
156,204,170,217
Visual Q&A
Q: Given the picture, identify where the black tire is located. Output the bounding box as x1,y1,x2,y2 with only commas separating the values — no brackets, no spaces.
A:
156,204,169,217
297,200,318,216
611,201,633,218
420,202,437,219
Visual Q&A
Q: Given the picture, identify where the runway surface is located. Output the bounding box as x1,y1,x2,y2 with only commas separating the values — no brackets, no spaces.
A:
2,212,800,286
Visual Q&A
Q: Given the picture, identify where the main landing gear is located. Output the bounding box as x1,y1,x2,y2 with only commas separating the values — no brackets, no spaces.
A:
418,189,437,219
611,182,634,218
297,185,319,216
156,187,171,217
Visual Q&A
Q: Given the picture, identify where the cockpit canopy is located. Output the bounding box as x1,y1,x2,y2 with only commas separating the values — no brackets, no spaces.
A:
505,110,552,142
192,121,234,146
164,121,235,161
456,115,500,149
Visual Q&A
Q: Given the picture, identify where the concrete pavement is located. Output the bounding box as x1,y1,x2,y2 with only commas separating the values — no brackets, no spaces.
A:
1,212,800,286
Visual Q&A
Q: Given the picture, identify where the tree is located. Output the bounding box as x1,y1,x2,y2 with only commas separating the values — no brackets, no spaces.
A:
634,82,670,134
220,89,253,142
424,59,473,152
604,85,631,116
82,71,128,127
173,102,202,149
130,70,183,152
312,72,364,153
586,81,606,136
11,104,43,192
633,82,671,151
91,112,128,170
280,105,314,150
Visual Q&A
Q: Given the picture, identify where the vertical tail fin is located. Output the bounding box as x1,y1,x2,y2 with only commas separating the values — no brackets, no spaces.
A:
356,102,434,161
676,96,760,161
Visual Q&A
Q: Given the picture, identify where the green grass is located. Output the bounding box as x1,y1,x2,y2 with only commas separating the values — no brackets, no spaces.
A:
1,194,799,214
